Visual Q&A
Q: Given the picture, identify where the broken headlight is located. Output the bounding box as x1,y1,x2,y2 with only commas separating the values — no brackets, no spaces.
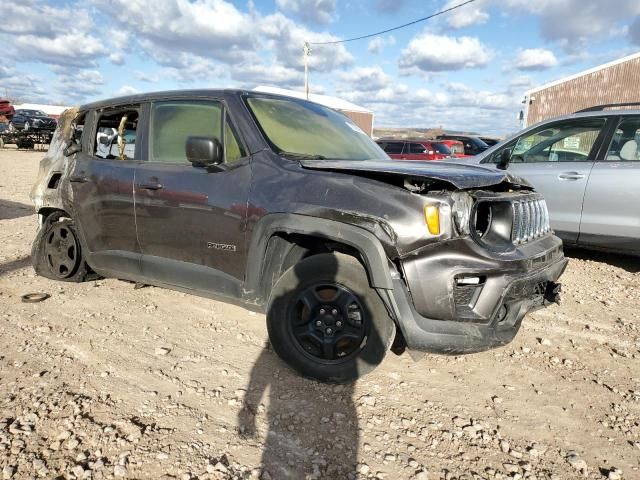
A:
451,191,473,236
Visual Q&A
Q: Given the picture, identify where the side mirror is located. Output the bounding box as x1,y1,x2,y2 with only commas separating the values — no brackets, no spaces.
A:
63,141,81,157
98,135,110,145
496,148,511,170
186,136,223,167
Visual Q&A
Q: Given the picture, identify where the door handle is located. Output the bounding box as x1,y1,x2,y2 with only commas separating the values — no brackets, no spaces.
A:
558,172,585,181
69,175,88,183
137,182,164,190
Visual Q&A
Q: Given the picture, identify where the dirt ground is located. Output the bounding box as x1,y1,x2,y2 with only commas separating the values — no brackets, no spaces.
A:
0,148,638,480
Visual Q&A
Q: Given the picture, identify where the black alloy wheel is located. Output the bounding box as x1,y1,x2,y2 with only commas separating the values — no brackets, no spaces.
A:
43,222,81,279
289,282,368,363
267,252,396,383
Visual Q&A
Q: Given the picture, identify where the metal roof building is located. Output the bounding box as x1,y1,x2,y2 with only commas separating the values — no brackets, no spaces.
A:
254,86,375,136
522,51,640,127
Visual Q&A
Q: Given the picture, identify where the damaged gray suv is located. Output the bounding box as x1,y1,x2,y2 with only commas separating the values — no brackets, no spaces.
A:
30,90,567,383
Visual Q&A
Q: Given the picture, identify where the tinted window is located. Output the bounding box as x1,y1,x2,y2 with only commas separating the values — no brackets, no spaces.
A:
409,143,427,154
606,118,640,161
383,142,404,154
433,143,451,154
151,101,222,164
485,118,606,164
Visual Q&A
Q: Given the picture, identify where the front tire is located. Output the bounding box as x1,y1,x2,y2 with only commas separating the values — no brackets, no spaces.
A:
267,253,396,383
31,212,93,282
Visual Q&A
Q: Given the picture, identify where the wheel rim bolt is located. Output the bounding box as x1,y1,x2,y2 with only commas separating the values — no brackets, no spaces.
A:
320,308,326,314
326,328,333,335
336,321,342,327
331,308,338,315
315,320,322,327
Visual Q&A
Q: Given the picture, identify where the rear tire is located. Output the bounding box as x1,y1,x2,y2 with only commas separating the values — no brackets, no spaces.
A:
31,212,94,282
267,253,395,383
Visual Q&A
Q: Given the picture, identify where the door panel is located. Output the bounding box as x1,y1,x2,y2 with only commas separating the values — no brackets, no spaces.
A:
135,162,251,285
508,161,594,241
580,116,640,252
497,117,608,242
70,107,141,277
134,99,251,297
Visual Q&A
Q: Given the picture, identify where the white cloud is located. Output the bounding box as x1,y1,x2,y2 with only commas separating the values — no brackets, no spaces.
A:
114,86,141,97
275,0,336,24
444,0,490,28
399,33,492,73
260,13,353,72
367,35,396,54
12,32,108,67
0,3,92,37
513,48,558,71
337,66,393,92
93,0,255,64
109,53,125,66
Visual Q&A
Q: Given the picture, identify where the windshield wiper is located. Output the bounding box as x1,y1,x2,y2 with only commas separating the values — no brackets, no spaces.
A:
279,151,326,160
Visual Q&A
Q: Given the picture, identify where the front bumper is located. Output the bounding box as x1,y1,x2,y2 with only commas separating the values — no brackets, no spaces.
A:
383,235,568,354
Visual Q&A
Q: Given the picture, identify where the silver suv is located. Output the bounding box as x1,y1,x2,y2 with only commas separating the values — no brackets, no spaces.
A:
469,104,640,255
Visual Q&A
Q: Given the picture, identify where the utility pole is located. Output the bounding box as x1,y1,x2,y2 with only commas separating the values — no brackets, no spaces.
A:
303,41,311,100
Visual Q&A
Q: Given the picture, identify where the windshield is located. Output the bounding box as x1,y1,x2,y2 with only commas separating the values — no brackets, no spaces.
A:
246,95,386,160
433,143,451,154
471,137,489,149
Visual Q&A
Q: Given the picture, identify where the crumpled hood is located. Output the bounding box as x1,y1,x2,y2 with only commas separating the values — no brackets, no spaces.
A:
299,159,531,190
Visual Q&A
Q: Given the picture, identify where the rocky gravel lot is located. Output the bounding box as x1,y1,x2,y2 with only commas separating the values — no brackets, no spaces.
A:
0,148,639,479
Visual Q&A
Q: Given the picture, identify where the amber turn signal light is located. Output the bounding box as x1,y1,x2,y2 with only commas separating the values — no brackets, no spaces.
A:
424,205,440,235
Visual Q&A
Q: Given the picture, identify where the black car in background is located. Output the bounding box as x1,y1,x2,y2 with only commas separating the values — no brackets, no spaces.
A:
9,109,57,132
480,137,500,147
436,134,490,156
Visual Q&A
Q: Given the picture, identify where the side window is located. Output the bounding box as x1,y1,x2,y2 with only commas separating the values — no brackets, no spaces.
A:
94,109,139,160
606,118,640,161
486,118,605,164
384,142,403,154
150,100,245,164
409,143,427,154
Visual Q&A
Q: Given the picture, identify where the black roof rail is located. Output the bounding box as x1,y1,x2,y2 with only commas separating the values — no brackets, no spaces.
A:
576,102,640,113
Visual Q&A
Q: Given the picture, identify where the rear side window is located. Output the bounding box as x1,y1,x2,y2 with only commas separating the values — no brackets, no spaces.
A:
149,100,245,164
484,118,606,164
408,143,427,154
606,117,640,161
383,142,404,154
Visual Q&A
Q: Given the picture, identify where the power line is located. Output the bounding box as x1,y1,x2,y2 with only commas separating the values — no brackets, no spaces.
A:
308,0,477,46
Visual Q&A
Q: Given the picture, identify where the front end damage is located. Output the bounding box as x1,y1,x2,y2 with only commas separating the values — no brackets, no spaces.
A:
386,187,568,355
30,107,79,222
299,159,567,355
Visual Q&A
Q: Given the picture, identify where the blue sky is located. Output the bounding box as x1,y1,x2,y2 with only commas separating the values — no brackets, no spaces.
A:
2,0,640,135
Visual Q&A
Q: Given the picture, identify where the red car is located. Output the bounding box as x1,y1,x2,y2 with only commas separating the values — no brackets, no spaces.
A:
436,139,470,158
376,139,452,161
0,99,15,119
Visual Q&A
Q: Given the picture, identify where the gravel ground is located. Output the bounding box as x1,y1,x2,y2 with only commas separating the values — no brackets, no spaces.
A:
0,148,639,480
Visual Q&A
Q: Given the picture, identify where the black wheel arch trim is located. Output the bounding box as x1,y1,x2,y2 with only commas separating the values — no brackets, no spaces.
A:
244,214,395,305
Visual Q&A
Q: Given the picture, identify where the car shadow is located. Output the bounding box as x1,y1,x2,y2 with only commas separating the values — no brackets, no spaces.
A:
0,255,31,276
0,199,33,220
564,246,640,273
239,253,387,479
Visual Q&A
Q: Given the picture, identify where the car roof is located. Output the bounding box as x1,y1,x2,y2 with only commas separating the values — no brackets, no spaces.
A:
78,88,331,112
